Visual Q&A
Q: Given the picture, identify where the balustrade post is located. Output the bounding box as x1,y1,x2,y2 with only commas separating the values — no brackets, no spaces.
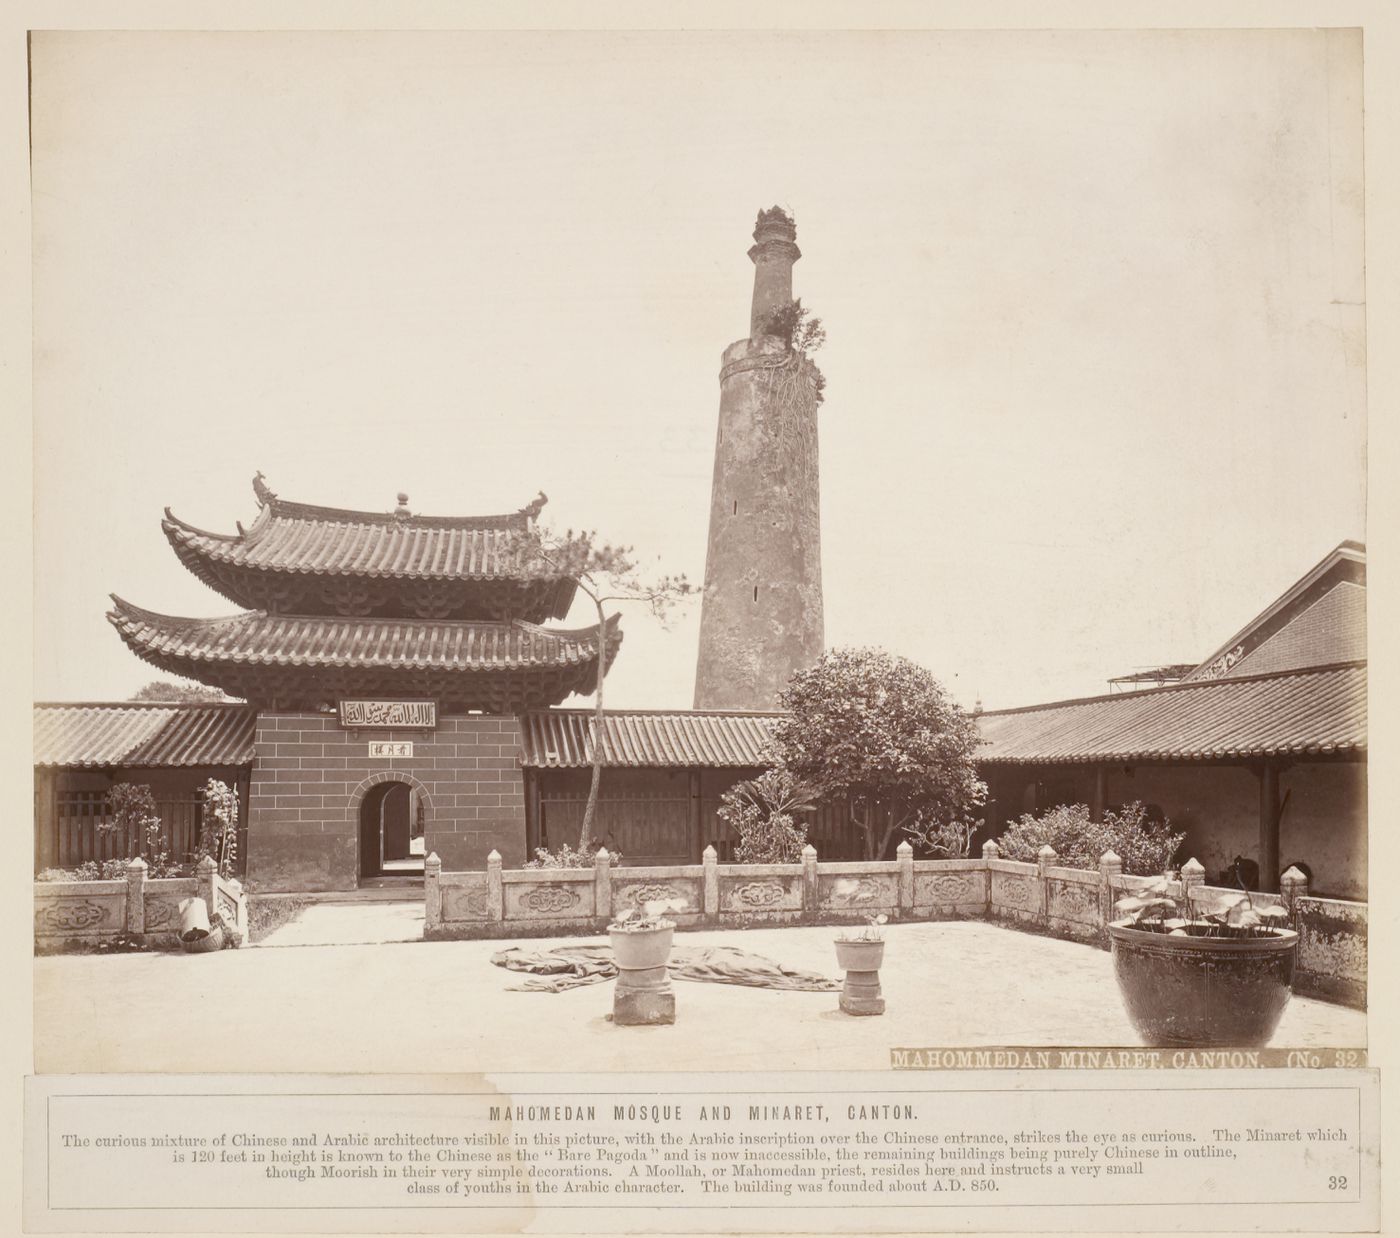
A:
125,857,147,935
800,844,819,916
595,848,612,925
424,852,442,932
197,855,218,923
1280,865,1310,925
1036,844,1057,924
981,840,999,912
1098,849,1123,945
487,850,504,923
1180,857,1206,904
896,841,914,914
702,845,719,920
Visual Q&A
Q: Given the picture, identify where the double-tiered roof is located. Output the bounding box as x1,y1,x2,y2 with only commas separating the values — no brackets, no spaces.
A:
110,476,622,713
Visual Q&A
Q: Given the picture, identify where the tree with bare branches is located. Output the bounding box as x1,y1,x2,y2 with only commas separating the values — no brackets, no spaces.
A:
513,526,695,848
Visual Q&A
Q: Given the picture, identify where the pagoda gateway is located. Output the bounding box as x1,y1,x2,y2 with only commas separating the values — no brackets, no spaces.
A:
109,475,622,891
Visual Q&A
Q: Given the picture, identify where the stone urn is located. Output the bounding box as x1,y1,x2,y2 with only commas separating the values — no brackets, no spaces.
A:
1109,922,1298,1047
834,938,886,1016
609,922,676,1026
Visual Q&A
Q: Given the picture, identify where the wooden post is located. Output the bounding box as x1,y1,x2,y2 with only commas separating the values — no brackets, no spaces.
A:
702,845,719,919
523,769,541,857
125,857,147,935
35,770,58,873
486,850,504,923
595,847,612,924
424,852,442,932
1090,766,1106,822
1258,759,1281,893
896,840,914,914
688,771,703,862
801,844,819,915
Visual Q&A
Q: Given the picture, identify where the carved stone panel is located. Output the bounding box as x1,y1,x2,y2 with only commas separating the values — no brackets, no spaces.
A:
144,898,181,931
991,873,1036,912
721,877,801,912
34,896,118,935
914,873,981,907
442,883,490,922
514,882,588,918
615,881,698,915
820,875,896,910
1050,881,1099,925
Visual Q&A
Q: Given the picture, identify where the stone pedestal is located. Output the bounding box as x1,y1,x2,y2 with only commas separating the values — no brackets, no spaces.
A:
839,968,885,1017
611,929,677,1026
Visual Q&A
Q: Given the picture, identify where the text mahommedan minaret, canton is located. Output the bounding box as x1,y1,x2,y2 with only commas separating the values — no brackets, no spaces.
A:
693,207,825,709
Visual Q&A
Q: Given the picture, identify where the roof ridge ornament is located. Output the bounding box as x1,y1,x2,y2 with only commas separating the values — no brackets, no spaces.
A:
394,492,411,520
519,491,548,521
252,471,277,507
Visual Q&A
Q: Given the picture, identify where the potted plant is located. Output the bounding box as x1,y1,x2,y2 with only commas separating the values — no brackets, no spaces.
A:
1109,874,1297,1048
608,899,683,970
609,899,685,1027
834,914,888,1016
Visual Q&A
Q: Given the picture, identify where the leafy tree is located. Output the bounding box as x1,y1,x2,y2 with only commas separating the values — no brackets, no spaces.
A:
513,524,695,848
717,768,816,864
759,297,827,404
770,647,986,861
996,801,1183,876
130,679,230,703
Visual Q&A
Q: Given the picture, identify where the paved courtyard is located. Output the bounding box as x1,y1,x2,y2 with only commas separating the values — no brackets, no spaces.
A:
33,919,1364,1074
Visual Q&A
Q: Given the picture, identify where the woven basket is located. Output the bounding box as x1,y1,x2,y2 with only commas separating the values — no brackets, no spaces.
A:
181,925,225,954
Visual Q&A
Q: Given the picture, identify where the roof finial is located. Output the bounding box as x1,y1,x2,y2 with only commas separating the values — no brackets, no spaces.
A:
520,491,548,521
252,471,277,507
395,492,411,518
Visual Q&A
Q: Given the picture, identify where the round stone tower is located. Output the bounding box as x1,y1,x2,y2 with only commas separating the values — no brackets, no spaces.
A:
693,207,825,710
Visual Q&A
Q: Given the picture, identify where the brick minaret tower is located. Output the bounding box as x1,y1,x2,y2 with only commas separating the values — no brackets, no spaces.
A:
693,207,825,709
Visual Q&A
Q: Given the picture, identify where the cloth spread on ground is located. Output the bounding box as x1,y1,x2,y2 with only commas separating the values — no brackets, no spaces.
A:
490,944,841,993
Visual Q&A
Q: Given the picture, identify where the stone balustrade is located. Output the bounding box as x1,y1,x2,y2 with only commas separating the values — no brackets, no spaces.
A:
33,856,248,953
425,846,1367,1008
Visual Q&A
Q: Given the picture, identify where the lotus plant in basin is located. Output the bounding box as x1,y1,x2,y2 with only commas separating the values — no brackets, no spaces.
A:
1109,874,1297,1048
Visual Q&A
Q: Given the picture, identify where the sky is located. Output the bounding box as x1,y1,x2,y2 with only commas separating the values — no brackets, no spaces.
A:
30,28,1366,712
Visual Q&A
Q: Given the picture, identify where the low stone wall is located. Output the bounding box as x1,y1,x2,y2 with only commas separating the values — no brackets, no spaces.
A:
1293,895,1367,1008
425,843,1367,1007
34,856,248,954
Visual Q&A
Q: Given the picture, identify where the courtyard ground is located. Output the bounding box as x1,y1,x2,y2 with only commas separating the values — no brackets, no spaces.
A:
33,919,1364,1074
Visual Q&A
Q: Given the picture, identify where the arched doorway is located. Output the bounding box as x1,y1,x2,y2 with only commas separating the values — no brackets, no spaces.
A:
358,781,423,879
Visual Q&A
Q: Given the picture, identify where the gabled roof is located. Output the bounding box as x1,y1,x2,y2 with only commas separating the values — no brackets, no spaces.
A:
34,702,255,768
520,709,780,768
1186,540,1365,681
161,475,575,621
975,661,1366,765
107,598,622,713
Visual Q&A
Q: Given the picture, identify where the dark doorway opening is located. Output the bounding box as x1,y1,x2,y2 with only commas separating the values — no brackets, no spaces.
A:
358,781,423,880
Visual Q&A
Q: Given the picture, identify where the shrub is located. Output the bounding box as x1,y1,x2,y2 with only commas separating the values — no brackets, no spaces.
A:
905,817,981,859
995,801,1183,876
200,778,239,879
717,769,814,864
523,839,620,869
35,860,128,882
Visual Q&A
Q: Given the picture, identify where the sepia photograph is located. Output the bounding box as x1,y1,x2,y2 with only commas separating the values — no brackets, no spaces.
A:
12,13,1391,1234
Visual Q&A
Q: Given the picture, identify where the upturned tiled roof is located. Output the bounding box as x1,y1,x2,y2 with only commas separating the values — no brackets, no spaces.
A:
975,661,1366,765
108,598,618,672
520,709,780,768
34,702,255,768
160,476,576,621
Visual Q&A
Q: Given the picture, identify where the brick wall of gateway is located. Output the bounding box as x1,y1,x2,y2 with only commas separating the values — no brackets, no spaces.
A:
244,711,526,892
